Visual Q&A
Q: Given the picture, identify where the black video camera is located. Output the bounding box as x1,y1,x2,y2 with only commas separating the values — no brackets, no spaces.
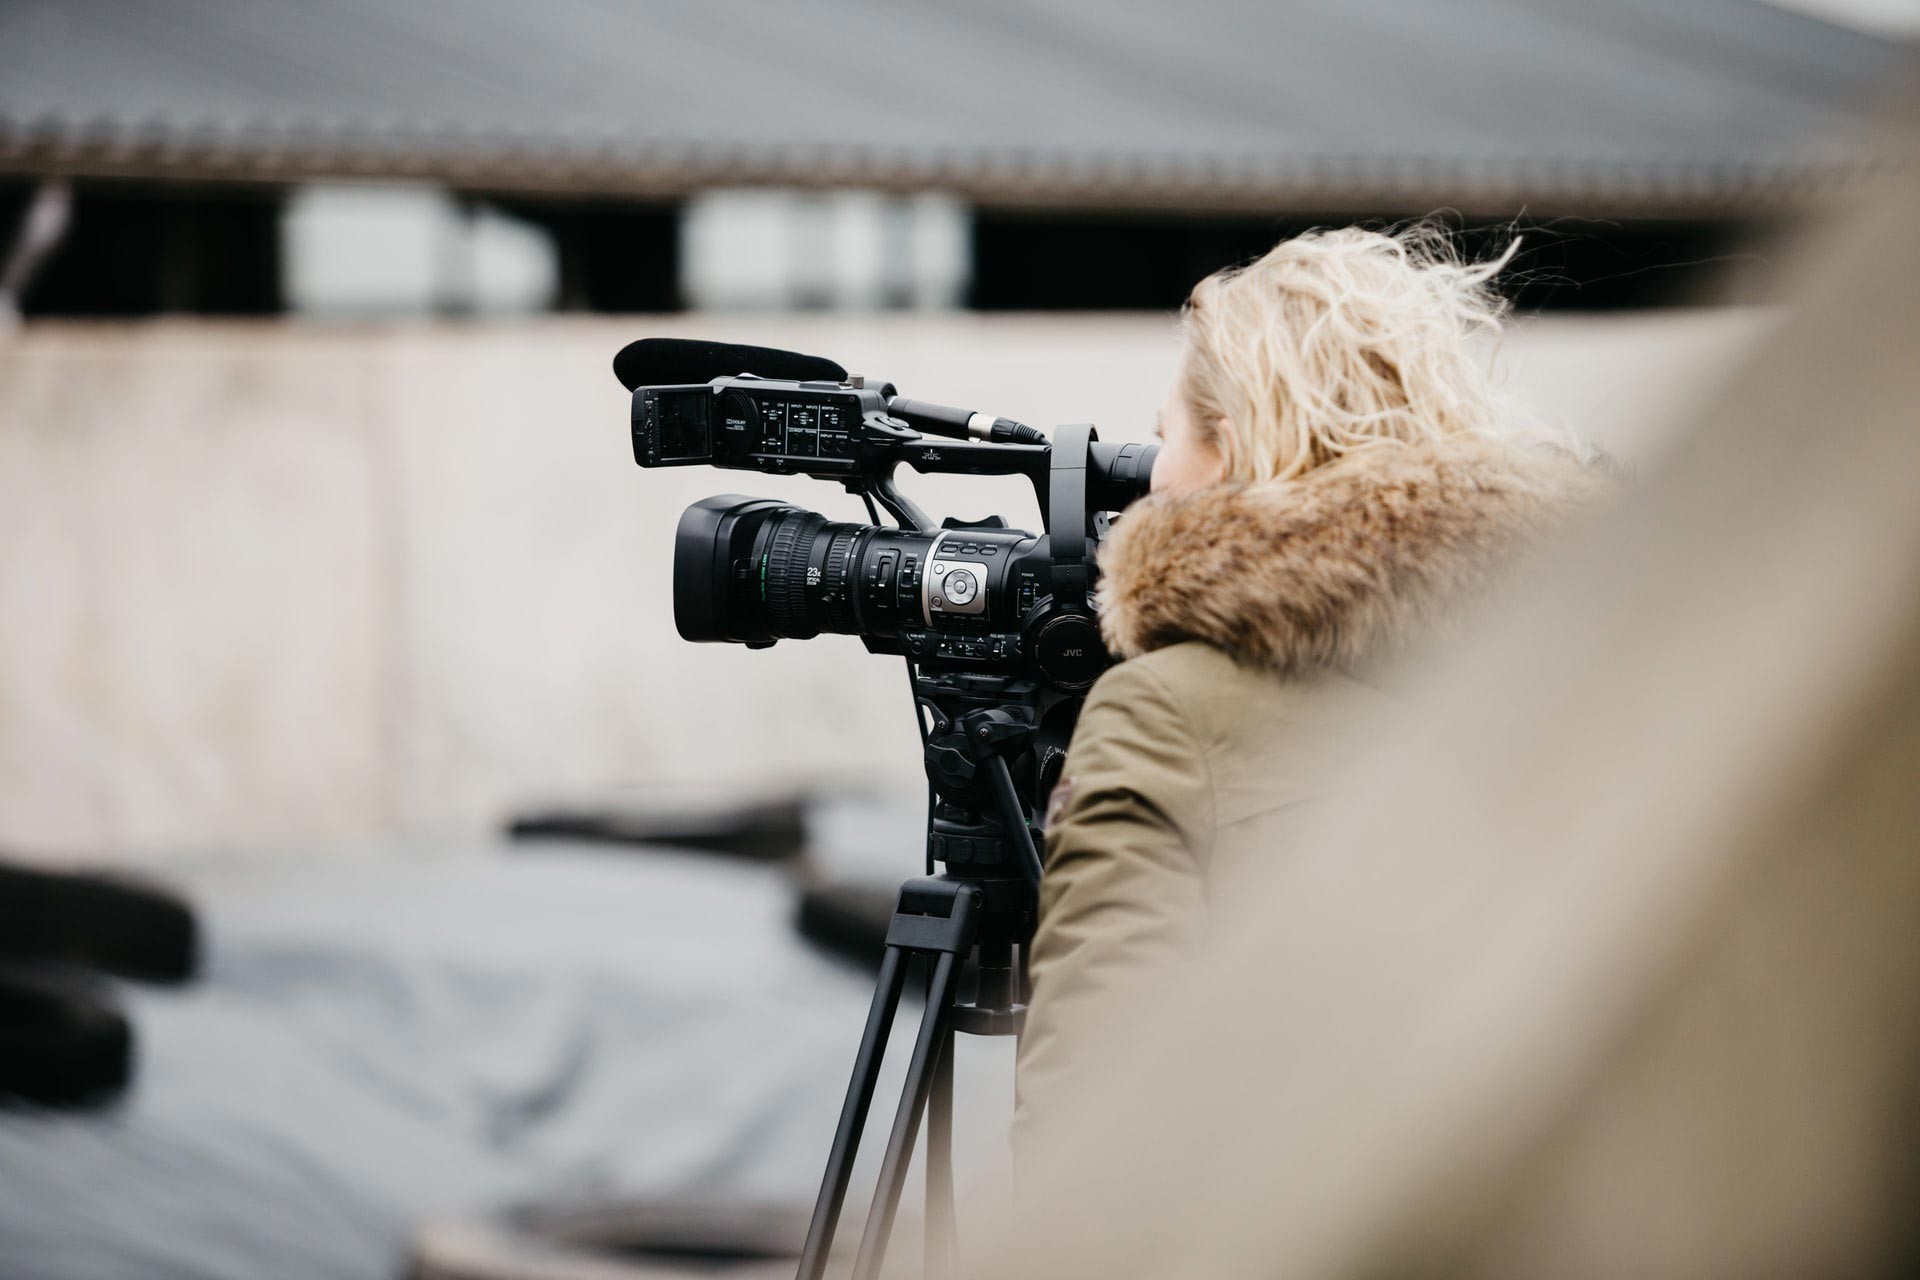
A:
617,337,1156,887
618,338,1157,693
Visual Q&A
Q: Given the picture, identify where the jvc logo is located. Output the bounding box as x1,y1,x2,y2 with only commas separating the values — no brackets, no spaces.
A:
1063,647,1084,657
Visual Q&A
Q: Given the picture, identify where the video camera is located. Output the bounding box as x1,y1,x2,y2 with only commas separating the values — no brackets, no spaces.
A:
616,336,1157,883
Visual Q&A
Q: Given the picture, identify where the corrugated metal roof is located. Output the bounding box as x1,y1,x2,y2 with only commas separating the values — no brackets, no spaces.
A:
0,0,1907,215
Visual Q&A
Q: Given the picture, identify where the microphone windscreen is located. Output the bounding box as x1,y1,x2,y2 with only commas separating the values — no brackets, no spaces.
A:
613,338,848,391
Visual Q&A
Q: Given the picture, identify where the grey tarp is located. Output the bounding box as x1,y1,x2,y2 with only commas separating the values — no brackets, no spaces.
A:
0,804,1011,1280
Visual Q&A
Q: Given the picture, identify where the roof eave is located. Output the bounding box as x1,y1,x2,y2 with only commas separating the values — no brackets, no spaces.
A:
0,127,1894,221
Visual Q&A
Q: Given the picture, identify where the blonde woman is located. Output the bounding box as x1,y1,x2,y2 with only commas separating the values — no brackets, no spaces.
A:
1015,227,1602,1146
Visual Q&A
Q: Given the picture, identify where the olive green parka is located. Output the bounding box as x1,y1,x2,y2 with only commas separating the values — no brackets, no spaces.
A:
1015,433,1598,1147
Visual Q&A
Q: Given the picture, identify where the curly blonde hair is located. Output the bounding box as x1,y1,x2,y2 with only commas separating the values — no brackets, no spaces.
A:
1182,226,1520,483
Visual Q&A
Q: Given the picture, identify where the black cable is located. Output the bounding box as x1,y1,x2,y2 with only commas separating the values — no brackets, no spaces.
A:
987,756,1045,891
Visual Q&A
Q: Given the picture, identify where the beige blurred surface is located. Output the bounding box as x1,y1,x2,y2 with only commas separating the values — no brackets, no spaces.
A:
0,308,1772,860
978,128,1920,1280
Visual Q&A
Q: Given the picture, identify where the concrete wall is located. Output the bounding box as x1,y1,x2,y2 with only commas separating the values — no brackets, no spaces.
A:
0,311,1771,863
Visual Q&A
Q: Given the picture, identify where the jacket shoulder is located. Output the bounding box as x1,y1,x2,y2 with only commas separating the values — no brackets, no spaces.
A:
1095,641,1398,829
1102,640,1335,729
1114,639,1249,691
1112,639,1392,715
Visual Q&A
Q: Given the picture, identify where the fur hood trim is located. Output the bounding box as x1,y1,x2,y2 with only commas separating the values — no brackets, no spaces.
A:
1098,434,1606,673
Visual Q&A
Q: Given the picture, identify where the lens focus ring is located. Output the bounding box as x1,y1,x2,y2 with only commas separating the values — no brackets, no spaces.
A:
764,512,824,638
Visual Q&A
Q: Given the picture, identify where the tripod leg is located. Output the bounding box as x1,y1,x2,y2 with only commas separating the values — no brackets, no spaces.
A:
925,1022,956,1280
797,945,910,1280
851,948,962,1280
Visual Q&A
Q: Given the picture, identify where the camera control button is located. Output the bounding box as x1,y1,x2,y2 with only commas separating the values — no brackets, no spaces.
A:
944,569,978,605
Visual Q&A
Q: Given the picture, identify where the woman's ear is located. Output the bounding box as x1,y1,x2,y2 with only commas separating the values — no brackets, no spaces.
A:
1205,424,1235,485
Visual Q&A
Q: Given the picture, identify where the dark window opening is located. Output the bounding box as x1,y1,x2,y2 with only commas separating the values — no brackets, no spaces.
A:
490,197,682,313
0,180,283,317
968,211,1777,312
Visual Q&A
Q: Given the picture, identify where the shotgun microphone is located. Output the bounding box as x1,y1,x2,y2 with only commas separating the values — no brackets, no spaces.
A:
613,338,848,392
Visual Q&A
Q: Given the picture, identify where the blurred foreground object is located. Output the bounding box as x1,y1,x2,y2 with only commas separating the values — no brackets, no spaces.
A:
0,964,130,1106
983,83,1920,1280
0,860,199,983
0,860,197,1106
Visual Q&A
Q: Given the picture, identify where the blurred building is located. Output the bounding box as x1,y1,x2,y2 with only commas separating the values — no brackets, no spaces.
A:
0,0,1907,318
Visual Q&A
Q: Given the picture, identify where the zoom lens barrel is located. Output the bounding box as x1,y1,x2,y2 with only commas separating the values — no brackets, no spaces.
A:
761,510,870,638
671,440,1157,660
674,496,940,646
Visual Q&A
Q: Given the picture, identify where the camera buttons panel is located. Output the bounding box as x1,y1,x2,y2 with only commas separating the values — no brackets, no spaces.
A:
924,537,991,619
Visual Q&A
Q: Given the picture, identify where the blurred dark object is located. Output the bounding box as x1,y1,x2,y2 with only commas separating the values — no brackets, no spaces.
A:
506,791,808,862
412,1198,813,1280
0,860,199,983
794,881,897,970
0,963,131,1107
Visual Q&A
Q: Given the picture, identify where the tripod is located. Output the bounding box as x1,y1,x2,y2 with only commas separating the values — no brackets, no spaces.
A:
796,686,1048,1280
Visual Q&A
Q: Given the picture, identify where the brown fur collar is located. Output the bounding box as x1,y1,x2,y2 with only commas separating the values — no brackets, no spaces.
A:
1098,434,1607,673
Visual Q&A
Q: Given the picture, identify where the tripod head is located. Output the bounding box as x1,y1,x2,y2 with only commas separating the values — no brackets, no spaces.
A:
911,665,1047,1030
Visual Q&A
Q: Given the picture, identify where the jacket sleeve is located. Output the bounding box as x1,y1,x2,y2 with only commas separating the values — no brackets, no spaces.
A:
1014,656,1215,1150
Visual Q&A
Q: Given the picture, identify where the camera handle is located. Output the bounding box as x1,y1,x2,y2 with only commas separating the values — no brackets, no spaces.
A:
843,460,934,534
1047,423,1096,614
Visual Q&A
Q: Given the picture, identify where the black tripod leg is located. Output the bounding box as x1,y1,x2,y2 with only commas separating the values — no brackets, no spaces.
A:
851,948,962,1280
797,945,910,1280
925,1019,956,1280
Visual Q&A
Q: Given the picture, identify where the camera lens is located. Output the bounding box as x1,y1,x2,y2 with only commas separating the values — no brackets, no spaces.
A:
675,496,942,645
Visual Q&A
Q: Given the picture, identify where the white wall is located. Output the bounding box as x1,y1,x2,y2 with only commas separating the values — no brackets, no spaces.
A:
681,190,969,310
0,310,1772,863
283,185,559,318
